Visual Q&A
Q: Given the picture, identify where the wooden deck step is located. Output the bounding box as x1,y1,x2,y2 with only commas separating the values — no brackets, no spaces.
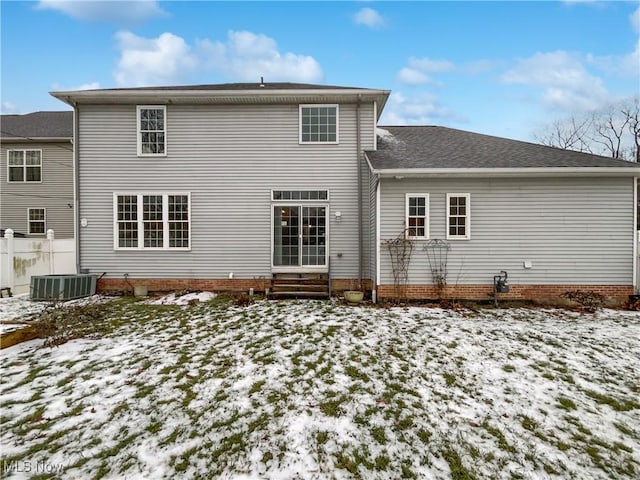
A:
271,273,330,299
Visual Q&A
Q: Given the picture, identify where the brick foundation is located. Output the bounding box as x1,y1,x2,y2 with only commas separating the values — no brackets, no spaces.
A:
97,278,632,306
376,284,633,306
97,277,372,296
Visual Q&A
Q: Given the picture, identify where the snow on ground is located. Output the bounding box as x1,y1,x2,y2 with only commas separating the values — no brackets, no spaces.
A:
1,298,639,479
0,294,50,322
144,291,216,306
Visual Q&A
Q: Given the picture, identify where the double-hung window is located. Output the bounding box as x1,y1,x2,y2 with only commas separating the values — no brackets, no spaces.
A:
114,193,190,249
447,193,471,240
8,150,42,182
28,208,46,235
300,105,338,143
137,106,166,156
406,194,429,239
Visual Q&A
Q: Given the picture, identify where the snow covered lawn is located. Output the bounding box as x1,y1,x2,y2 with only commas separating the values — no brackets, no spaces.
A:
1,296,639,479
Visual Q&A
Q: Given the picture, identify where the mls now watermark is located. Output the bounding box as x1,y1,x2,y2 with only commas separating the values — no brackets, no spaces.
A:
2,459,65,474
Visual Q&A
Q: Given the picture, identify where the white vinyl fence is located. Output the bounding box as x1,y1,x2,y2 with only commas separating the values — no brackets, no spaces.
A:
0,229,76,295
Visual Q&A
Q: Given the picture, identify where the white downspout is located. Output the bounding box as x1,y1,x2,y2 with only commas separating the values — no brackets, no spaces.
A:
634,176,638,292
376,178,381,290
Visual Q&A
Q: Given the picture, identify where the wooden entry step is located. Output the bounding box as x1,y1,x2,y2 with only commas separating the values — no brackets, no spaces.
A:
270,273,330,299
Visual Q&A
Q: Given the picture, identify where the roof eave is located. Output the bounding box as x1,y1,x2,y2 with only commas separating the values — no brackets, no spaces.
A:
372,167,640,178
50,88,391,110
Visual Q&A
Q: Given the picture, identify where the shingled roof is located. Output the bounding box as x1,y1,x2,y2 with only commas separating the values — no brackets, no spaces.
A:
1,111,73,139
78,82,367,92
366,126,639,171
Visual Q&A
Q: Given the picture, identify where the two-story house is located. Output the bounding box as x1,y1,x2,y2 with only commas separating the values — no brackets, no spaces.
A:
1,111,74,238
51,83,640,304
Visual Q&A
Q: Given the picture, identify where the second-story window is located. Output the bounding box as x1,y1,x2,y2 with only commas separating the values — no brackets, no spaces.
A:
8,150,42,182
137,106,166,156
300,105,338,144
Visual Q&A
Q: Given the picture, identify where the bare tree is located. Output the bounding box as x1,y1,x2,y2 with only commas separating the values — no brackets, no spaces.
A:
535,116,593,153
534,96,639,162
621,96,640,163
591,104,631,160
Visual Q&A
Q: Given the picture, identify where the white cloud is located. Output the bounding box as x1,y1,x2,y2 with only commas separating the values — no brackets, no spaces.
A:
37,0,167,25
354,7,385,28
501,51,610,111
396,68,432,86
1,101,18,114
114,31,198,87
396,57,454,86
380,92,466,125
196,31,323,83
588,38,640,78
632,6,640,33
407,57,454,74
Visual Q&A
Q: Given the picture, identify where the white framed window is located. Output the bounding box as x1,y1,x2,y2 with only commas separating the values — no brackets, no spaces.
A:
299,104,338,144
137,106,166,156
447,193,471,240
8,150,42,182
114,193,190,250
406,194,429,239
272,190,329,201
28,208,46,235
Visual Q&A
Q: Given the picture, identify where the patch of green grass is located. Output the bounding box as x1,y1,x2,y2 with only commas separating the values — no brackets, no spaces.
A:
319,396,346,417
502,364,516,373
248,380,266,395
374,453,390,471
442,372,456,387
442,445,477,480
371,426,387,444
345,365,370,383
557,396,577,411
482,420,516,454
614,422,635,436
584,390,640,411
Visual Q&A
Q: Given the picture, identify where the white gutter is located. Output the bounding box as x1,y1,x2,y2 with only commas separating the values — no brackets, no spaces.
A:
372,166,640,178
0,137,72,143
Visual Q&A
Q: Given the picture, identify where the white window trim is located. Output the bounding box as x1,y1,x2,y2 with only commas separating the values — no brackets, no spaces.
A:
446,193,471,240
405,193,429,239
137,105,167,157
7,149,43,183
299,104,339,145
27,207,46,235
113,192,191,250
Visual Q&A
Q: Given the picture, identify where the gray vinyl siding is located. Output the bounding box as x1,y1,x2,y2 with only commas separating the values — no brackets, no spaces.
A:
379,176,634,286
0,141,73,238
77,102,375,279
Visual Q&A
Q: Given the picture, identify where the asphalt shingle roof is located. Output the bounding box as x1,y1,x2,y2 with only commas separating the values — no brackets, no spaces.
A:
366,126,639,170
75,82,370,92
1,111,73,139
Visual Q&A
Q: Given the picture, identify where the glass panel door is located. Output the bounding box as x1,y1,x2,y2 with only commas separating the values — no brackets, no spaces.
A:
273,206,300,266
273,205,327,267
302,206,326,266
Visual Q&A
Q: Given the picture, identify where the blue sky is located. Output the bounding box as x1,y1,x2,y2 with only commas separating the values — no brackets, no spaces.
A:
1,0,638,141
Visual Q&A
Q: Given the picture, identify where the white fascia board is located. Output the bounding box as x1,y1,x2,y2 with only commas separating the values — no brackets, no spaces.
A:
374,167,640,178
1,137,71,142
50,88,391,106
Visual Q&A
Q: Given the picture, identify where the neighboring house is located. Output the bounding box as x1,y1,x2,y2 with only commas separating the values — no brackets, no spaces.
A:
50,83,640,304
1,111,74,238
